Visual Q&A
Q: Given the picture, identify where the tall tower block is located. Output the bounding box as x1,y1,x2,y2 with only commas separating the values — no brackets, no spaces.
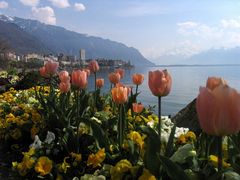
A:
79,49,86,65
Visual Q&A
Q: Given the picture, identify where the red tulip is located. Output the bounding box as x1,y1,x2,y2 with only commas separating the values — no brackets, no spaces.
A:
44,60,59,75
132,73,144,85
108,72,121,85
88,60,99,73
59,82,71,93
115,68,125,79
39,67,48,77
82,68,91,76
111,86,128,104
96,78,104,89
71,70,88,89
59,71,70,83
132,103,144,113
206,77,227,91
196,82,240,136
148,69,172,97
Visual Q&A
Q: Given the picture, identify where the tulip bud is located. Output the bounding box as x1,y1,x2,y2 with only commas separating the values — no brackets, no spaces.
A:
44,60,59,75
132,103,144,113
114,68,125,79
82,68,91,76
108,72,121,85
59,71,70,83
71,70,88,89
206,77,227,91
88,60,99,73
132,73,144,85
39,67,48,77
148,69,172,97
96,78,104,89
196,78,240,136
59,82,71,93
111,86,128,104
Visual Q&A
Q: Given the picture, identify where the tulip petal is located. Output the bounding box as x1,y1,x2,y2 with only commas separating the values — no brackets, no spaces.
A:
196,87,219,135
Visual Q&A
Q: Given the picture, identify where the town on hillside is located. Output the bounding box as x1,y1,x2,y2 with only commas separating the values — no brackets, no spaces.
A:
0,48,133,70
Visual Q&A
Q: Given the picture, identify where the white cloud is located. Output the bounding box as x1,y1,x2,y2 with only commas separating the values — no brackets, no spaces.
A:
20,0,39,7
221,18,240,29
177,21,222,39
116,3,168,17
0,1,8,9
177,21,198,28
32,6,56,25
48,0,70,8
74,3,85,12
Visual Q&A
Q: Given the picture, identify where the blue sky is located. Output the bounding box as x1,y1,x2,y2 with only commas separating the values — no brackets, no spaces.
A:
1,0,240,64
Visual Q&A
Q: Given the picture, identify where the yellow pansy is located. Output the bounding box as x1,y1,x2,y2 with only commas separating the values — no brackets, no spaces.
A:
87,148,106,168
110,159,132,180
70,152,82,162
139,168,156,180
209,155,230,168
23,147,35,157
185,131,196,141
58,157,70,173
35,156,53,176
176,134,187,145
128,131,144,149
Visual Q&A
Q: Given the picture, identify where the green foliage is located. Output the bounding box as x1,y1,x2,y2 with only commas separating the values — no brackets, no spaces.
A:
140,125,161,178
158,154,190,180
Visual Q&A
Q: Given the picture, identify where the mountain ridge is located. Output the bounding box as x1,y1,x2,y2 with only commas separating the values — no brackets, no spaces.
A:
153,47,240,65
0,14,154,66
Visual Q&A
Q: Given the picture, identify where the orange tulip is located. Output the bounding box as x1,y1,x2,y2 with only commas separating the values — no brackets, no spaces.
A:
196,81,240,136
206,77,227,91
44,60,59,75
111,86,128,104
132,73,144,85
148,69,172,97
132,103,144,113
59,82,71,93
116,83,132,96
108,72,121,85
59,71,70,83
88,60,99,73
115,68,125,79
96,78,104,89
71,70,88,89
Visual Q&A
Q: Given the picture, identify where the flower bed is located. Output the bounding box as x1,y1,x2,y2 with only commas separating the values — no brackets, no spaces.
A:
0,61,240,180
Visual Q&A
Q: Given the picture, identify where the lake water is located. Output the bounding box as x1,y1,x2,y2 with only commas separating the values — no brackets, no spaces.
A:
87,65,240,116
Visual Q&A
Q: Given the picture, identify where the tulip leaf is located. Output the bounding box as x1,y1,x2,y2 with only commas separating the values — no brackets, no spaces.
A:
165,122,177,157
89,120,110,150
140,125,161,178
158,154,190,180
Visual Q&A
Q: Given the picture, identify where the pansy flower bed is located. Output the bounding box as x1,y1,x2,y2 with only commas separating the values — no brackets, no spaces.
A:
0,60,240,180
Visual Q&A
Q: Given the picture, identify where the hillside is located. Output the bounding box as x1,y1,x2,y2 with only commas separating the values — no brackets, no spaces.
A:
0,15,154,66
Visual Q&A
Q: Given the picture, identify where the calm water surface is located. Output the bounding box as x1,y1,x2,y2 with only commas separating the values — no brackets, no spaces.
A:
87,65,240,116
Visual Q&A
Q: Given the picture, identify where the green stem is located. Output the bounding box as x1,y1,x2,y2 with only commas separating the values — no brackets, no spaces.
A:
135,85,138,94
94,72,97,92
217,136,223,175
118,104,124,148
158,96,162,150
76,90,80,153
94,72,97,108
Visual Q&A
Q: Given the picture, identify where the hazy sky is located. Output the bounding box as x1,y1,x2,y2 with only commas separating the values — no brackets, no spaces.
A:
1,0,240,64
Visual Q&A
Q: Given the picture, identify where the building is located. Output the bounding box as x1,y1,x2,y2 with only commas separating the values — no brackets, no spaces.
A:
79,49,86,65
